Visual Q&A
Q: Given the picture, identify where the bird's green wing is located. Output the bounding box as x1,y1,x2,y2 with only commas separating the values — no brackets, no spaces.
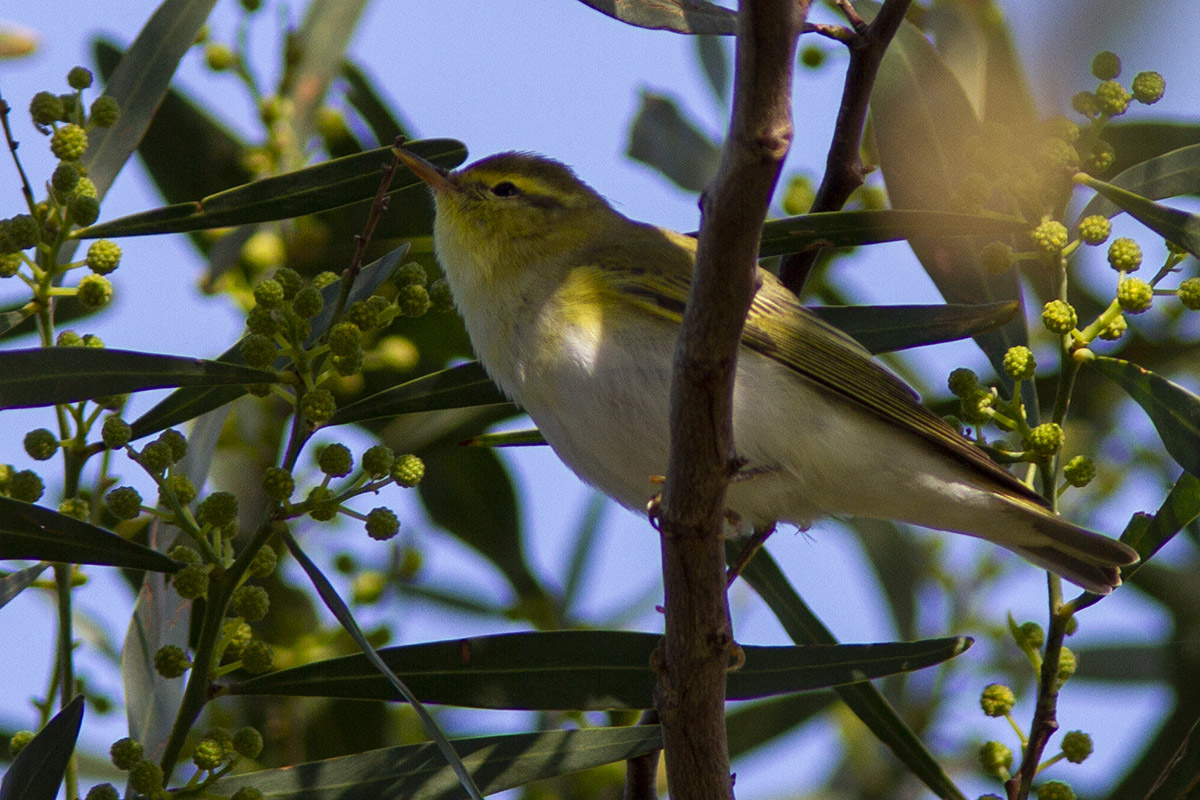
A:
596,239,1044,505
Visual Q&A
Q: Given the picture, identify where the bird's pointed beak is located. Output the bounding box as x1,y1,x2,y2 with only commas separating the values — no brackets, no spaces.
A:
395,147,458,195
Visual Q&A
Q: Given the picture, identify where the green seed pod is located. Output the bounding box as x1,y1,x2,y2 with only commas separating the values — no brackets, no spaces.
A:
366,507,400,541
979,683,1015,717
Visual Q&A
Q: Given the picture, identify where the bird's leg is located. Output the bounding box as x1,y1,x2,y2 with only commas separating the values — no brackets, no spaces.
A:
726,523,776,587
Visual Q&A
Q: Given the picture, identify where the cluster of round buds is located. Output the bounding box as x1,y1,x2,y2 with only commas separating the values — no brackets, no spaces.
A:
978,740,1013,778
1030,219,1068,258
1179,278,1200,310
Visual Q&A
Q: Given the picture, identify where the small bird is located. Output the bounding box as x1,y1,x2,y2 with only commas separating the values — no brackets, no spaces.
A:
395,148,1139,594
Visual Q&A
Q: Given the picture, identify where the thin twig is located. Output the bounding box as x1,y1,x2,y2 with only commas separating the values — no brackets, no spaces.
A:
656,0,808,798
779,0,913,295
622,710,662,800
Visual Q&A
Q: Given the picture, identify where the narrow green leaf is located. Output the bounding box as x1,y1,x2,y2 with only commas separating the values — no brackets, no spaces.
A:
735,544,967,800
280,529,485,800
695,35,729,105
758,210,1028,258
0,305,35,338
1090,356,1200,477
0,695,84,800
811,301,1018,354
0,563,47,611
0,348,278,411
130,245,406,439
216,726,664,800
727,692,835,759
327,361,511,427
83,0,218,199
0,497,181,573
75,139,466,239
341,61,412,146
1104,121,1200,179
1120,472,1200,581
460,428,548,448
865,0,1027,383
1076,171,1200,256
1077,144,1200,224
627,92,721,193
286,0,368,146
230,629,971,710
575,0,736,34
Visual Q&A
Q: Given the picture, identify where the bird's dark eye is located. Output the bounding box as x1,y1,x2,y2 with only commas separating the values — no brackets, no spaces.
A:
490,181,521,198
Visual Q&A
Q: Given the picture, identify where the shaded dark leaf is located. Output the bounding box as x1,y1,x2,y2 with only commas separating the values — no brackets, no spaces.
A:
75,140,466,238
0,497,180,573
1091,356,1200,477
0,348,278,411
627,92,721,193
811,301,1018,354
727,692,835,759
695,35,729,105
327,361,511,427
1077,143,1200,223
341,61,412,146
575,0,736,34
1104,121,1200,179
1120,472,1200,581
0,563,47,611
231,629,971,709
1077,171,1200,256
757,210,1028,258
216,726,664,800
734,544,967,800
0,695,84,800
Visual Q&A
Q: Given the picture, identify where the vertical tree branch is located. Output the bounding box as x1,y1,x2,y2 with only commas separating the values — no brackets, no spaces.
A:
656,1,807,798
778,0,912,295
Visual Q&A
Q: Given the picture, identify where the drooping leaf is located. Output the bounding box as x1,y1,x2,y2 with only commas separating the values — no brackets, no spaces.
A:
1076,169,1200,256
574,0,737,34
0,695,84,800
695,34,730,105
1077,144,1200,223
130,245,407,439
0,497,180,573
627,92,721,193
735,544,967,800
1120,472,1200,580
74,139,466,239
285,0,369,146
460,428,548,448
280,529,484,800
341,61,412,146
418,445,546,605
1090,356,1200,477
0,348,278,411
810,301,1018,354
865,0,1026,384
230,629,971,709
327,361,512,427
83,0,218,199
1104,121,1200,179
216,726,664,800
0,563,47,611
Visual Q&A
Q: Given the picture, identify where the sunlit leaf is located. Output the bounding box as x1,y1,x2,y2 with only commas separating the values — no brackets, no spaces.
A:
216,726,664,800
327,361,511,427
0,348,278,411
286,0,368,146
812,301,1018,354
0,563,47,611
865,0,1027,384
575,0,736,34
75,139,466,239
1090,356,1200,477
230,629,971,709
0,695,84,800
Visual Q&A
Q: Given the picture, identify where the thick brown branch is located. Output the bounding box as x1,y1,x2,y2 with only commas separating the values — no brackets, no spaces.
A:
655,1,807,799
779,0,912,295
